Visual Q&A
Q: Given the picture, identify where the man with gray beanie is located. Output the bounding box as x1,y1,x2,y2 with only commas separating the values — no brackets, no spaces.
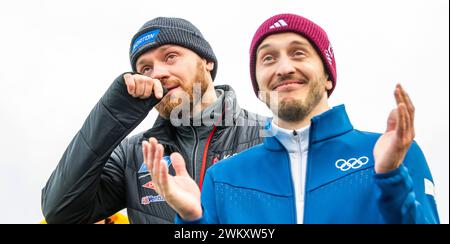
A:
41,17,265,224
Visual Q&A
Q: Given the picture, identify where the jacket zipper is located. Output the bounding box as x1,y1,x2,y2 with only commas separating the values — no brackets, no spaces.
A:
190,126,199,181
272,136,297,224
294,133,304,223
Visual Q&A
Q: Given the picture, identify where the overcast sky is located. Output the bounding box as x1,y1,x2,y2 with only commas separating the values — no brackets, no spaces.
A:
0,0,448,223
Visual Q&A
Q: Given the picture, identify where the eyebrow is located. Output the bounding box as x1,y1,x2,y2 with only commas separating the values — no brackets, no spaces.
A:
256,43,271,55
137,57,150,67
137,46,173,67
290,40,309,47
256,39,310,55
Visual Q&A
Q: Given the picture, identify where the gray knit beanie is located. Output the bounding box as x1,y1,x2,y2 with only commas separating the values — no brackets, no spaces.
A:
129,17,218,80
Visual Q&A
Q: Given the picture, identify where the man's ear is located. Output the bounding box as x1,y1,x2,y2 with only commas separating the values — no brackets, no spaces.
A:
325,79,333,91
206,61,214,72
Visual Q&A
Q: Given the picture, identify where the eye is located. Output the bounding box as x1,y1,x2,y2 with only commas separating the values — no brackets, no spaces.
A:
141,66,152,74
292,50,306,57
262,55,275,64
165,53,178,63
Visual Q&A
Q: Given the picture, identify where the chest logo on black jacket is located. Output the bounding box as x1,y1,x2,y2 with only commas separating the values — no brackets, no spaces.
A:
138,156,172,205
138,156,172,179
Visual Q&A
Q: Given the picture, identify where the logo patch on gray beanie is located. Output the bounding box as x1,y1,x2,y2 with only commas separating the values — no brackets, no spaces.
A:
131,29,160,55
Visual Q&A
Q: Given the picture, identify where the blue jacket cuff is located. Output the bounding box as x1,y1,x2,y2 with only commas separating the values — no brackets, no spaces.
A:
174,207,207,224
374,164,412,189
174,214,205,224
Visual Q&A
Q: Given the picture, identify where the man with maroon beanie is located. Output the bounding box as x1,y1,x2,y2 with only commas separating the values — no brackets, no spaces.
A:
143,14,440,224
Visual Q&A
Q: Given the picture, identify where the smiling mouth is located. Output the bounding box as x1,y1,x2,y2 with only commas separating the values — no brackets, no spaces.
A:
272,80,306,91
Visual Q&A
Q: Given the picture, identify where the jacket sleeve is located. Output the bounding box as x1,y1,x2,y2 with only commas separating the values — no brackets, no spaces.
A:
42,73,162,223
374,141,440,224
175,169,219,224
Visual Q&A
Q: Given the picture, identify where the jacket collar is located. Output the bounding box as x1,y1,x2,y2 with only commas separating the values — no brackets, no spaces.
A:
263,104,353,151
270,121,310,153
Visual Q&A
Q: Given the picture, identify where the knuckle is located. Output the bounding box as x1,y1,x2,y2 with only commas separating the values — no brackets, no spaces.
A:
123,74,131,82
137,78,145,85
148,78,154,86
127,76,135,86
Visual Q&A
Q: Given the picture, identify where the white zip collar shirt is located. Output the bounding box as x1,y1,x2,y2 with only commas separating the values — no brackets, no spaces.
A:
271,121,310,224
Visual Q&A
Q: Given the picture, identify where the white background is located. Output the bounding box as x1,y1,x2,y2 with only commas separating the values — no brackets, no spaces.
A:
0,0,448,224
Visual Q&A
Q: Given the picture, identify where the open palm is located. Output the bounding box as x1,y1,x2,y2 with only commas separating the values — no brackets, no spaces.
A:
374,84,415,174
143,138,202,221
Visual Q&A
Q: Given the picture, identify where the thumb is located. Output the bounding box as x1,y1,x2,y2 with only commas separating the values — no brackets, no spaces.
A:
386,108,398,132
171,153,189,177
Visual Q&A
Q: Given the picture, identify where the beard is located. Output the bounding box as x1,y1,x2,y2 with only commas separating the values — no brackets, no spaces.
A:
155,61,210,119
267,75,326,123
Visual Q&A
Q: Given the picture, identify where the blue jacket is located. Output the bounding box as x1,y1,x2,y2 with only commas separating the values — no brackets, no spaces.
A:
176,105,440,224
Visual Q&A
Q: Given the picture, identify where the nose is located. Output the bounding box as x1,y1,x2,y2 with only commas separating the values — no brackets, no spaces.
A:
276,56,296,77
151,62,170,81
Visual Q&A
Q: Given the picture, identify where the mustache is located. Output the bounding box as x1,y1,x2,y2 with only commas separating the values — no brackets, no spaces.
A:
160,78,183,89
270,74,307,89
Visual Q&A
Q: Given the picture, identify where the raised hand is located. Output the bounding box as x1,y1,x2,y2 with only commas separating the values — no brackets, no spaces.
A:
142,137,203,221
123,73,164,99
374,84,415,174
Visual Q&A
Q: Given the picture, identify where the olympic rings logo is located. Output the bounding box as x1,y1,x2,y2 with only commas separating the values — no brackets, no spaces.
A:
335,156,369,172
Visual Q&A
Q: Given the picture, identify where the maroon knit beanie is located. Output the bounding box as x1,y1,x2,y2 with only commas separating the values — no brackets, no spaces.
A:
249,13,337,97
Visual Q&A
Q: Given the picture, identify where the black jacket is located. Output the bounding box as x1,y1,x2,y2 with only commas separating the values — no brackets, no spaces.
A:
42,74,265,223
